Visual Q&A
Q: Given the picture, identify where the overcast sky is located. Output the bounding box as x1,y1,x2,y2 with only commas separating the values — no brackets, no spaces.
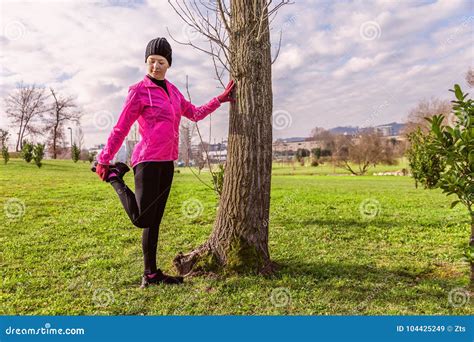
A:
1,0,472,148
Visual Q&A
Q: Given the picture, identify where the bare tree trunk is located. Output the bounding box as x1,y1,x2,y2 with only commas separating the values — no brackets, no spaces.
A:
16,125,22,152
18,123,30,150
52,123,58,159
15,115,25,152
46,88,81,159
174,0,275,275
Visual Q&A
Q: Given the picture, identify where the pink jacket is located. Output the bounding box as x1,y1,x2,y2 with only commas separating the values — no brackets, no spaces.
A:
98,75,221,167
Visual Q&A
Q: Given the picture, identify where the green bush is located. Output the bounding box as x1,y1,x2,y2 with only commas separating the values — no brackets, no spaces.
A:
409,84,474,284
71,143,80,163
425,84,473,212
296,148,310,162
33,143,45,168
0,129,9,165
2,146,9,164
21,141,34,163
311,148,321,159
406,128,445,188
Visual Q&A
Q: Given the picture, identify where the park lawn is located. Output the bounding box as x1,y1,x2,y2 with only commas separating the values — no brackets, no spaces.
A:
0,159,472,315
270,157,410,176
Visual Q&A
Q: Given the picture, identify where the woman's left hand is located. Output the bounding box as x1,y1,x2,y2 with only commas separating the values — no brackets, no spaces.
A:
217,80,236,103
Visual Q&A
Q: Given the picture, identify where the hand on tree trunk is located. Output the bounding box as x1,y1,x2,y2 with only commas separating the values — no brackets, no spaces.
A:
217,80,236,103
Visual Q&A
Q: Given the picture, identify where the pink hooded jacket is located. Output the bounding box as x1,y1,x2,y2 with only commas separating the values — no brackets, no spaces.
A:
98,75,221,167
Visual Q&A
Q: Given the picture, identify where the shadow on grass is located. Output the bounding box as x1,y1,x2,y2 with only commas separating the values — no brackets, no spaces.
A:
273,259,465,294
216,259,467,311
282,217,448,230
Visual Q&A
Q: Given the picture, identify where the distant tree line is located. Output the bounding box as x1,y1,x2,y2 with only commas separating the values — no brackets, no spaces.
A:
3,82,84,160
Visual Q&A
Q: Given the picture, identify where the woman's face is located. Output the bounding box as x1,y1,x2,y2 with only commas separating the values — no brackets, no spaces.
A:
146,55,169,80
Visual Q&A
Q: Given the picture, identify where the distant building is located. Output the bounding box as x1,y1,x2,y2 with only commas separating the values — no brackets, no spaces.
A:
88,144,104,158
88,141,138,164
272,138,320,158
374,125,393,136
205,140,227,163
188,140,228,164
207,149,227,163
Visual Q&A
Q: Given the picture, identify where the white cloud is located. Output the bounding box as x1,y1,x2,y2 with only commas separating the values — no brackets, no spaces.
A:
273,45,305,72
333,53,389,77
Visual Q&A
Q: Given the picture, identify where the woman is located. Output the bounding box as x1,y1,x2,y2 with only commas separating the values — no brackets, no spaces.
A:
93,37,235,288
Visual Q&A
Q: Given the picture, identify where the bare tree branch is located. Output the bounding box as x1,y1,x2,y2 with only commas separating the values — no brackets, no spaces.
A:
166,26,230,70
210,41,227,88
46,88,82,158
216,0,232,36
271,29,282,64
168,0,291,74
184,75,221,195
5,82,48,151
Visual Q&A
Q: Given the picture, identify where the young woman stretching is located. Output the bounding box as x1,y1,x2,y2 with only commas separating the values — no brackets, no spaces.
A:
93,37,235,288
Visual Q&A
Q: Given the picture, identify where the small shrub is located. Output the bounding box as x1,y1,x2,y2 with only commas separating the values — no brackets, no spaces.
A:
33,143,45,168
21,141,34,163
71,143,80,163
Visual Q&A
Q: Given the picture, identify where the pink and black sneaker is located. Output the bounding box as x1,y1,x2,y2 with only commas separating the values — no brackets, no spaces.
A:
140,269,184,288
90,161,130,182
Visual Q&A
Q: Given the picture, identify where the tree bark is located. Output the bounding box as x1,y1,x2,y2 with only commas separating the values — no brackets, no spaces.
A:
15,121,23,152
174,0,275,275
52,123,58,159
15,109,26,151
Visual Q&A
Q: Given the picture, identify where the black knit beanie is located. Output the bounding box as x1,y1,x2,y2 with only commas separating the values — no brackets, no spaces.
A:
145,37,172,66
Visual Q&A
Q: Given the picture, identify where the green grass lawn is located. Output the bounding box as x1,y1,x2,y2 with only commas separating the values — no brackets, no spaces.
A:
1,159,472,315
270,158,410,175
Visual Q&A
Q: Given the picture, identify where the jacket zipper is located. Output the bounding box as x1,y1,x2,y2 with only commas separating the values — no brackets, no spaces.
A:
147,80,177,161
152,82,176,160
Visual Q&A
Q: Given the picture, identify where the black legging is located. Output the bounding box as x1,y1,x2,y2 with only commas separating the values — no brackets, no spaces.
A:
110,161,174,275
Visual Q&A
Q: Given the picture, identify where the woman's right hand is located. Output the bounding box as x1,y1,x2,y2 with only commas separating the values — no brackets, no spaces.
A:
96,163,110,181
